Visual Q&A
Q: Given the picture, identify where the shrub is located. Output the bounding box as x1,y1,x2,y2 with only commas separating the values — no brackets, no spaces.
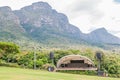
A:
0,59,19,67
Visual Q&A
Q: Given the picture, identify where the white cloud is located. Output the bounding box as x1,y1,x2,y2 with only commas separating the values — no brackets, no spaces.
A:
66,0,120,38
71,0,101,11
0,0,120,38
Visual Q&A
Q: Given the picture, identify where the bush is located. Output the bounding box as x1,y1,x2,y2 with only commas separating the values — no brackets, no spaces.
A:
17,52,49,69
0,59,19,67
0,42,20,63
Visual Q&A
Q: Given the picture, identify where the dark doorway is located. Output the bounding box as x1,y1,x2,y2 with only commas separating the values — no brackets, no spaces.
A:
70,60,84,63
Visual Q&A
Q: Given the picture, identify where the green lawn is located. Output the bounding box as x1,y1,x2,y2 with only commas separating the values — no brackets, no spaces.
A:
0,67,119,80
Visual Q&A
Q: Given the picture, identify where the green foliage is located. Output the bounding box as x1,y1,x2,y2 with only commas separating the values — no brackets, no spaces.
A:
0,43,120,78
0,59,19,67
17,52,34,68
0,31,16,40
101,54,120,77
17,51,49,69
0,42,20,62
0,42,19,53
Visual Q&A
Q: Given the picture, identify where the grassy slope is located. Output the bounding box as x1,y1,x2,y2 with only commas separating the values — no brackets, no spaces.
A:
0,67,119,80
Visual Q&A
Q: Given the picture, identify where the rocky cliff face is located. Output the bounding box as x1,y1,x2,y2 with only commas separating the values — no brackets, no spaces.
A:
0,2,120,47
14,2,83,43
0,6,26,40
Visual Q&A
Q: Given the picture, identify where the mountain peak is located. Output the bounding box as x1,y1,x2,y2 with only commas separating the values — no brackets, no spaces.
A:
91,27,108,34
87,27,120,44
20,1,52,12
31,1,52,10
32,2,51,7
97,27,107,31
0,6,12,12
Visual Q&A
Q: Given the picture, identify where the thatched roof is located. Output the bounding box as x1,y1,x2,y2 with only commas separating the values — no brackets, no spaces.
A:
57,55,94,68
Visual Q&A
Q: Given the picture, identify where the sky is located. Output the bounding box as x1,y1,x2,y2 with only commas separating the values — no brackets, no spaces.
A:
0,0,120,38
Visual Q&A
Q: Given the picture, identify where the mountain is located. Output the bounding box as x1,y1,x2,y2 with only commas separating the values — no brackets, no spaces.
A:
84,28,120,44
0,6,27,41
13,2,84,44
0,2,120,49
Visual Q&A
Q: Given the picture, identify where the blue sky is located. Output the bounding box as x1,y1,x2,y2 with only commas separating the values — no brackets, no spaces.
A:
0,0,120,38
114,0,120,3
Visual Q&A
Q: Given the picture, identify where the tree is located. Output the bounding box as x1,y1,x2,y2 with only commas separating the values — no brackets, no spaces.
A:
0,42,20,62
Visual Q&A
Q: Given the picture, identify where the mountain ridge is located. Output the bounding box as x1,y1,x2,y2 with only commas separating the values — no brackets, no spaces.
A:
83,28,120,44
0,1,120,49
